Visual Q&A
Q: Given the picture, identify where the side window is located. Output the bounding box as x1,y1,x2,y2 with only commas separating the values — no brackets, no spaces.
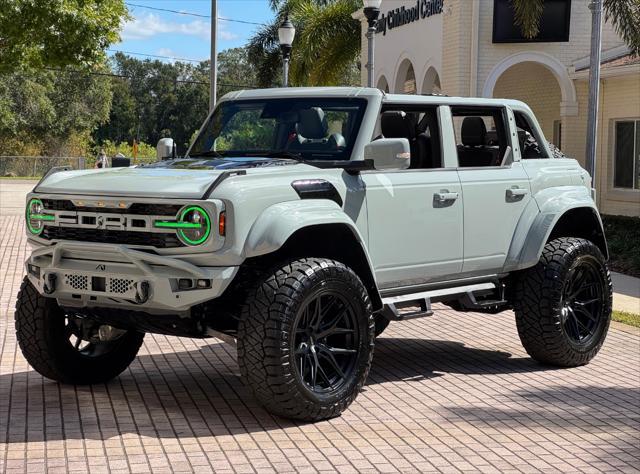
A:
378,107,444,169
514,111,549,159
451,106,510,167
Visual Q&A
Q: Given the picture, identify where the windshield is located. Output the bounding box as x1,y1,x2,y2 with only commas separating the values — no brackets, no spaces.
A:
188,98,367,161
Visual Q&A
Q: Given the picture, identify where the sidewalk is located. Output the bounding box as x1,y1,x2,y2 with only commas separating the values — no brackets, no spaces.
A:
612,271,640,314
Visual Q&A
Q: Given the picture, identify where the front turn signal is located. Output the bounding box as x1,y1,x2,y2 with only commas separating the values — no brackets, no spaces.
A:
218,211,226,236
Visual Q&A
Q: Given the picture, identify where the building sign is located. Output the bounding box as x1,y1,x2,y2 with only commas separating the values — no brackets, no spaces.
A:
376,0,444,36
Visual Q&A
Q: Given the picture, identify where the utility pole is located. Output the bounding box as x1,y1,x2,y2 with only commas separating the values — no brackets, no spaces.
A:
585,0,603,187
209,0,217,112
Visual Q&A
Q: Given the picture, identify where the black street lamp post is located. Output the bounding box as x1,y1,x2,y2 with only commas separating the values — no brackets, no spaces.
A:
278,15,296,87
363,0,382,88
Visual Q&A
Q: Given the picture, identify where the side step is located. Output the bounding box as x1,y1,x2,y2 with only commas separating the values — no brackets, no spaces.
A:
380,282,500,321
382,298,433,321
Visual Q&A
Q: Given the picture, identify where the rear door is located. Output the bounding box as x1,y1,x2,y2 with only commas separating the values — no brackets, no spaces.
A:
449,105,532,274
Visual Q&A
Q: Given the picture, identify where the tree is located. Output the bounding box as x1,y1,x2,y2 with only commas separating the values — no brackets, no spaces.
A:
94,49,257,154
217,47,258,96
0,0,129,72
248,0,361,87
0,66,112,156
511,0,640,54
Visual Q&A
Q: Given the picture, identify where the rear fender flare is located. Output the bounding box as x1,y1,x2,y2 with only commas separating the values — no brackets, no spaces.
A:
505,186,606,271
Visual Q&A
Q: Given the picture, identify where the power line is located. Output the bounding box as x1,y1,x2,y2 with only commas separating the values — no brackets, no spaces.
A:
108,49,203,63
124,2,266,25
42,67,257,89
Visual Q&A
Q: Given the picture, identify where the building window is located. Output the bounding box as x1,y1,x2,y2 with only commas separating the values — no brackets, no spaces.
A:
614,120,640,190
492,0,571,43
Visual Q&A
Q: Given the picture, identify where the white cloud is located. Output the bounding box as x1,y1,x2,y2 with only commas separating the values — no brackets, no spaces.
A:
122,13,238,42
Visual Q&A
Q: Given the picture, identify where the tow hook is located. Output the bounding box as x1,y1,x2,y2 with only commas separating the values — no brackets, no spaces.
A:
43,273,57,295
134,281,150,304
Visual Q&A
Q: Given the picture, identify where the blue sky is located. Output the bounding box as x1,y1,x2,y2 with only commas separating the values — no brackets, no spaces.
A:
114,1,274,63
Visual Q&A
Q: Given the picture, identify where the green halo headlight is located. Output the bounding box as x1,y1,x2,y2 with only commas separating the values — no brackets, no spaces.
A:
26,198,53,235
154,205,211,246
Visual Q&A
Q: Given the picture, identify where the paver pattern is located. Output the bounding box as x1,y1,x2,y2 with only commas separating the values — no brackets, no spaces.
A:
1,214,639,473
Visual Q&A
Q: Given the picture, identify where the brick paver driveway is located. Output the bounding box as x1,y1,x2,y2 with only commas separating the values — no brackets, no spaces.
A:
1,213,639,473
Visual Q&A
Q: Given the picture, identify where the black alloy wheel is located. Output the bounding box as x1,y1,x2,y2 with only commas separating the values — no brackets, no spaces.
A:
560,258,606,346
293,291,359,394
514,237,612,367
237,258,375,421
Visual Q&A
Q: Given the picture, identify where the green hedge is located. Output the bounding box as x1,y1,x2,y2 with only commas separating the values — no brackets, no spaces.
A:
602,215,640,278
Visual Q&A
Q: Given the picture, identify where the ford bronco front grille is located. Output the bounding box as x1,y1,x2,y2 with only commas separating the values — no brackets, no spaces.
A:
42,227,182,248
41,199,182,216
35,199,185,248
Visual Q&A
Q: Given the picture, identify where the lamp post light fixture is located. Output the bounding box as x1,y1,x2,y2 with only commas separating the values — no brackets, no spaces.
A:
278,15,296,87
363,0,382,88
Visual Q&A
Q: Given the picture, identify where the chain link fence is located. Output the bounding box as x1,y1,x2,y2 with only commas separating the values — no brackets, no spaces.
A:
0,156,87,178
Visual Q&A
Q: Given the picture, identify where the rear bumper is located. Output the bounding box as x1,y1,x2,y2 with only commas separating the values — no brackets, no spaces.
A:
26,242,238,312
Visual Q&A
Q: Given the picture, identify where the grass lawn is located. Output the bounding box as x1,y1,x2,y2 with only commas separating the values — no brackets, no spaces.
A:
612,310,640,328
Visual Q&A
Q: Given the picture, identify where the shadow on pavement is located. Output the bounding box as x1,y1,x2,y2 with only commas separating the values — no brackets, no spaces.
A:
0,337,609,444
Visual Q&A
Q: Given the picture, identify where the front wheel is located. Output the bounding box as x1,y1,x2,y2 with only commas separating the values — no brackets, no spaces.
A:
237,258,375,421
513,237,612,367
14,277,144,384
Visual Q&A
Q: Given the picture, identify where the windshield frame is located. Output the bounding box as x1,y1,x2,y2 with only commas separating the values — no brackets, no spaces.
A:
186,97,368,162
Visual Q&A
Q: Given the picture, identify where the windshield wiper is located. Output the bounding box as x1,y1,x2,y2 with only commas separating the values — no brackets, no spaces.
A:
255,150,304,161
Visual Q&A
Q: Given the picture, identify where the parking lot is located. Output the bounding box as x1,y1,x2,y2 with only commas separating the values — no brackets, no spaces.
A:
1,181,639,473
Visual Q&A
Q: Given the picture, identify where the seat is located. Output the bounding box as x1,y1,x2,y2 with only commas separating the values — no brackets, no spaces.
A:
457,116,495,167
289,107,345,152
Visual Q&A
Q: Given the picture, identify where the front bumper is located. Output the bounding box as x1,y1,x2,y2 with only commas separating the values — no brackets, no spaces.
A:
26,242,238,312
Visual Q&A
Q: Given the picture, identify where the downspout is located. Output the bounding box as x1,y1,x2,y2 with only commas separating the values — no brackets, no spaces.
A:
469,0,480,96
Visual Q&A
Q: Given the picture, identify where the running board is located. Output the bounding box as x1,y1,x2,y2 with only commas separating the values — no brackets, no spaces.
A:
380,282,497,321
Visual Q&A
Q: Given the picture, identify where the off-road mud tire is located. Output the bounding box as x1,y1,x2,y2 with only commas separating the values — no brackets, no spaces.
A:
237,258,375,421
15,277,145,384
513,237,612,367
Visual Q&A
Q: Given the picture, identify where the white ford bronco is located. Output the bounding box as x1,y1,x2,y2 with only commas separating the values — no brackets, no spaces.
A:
16,87,612,421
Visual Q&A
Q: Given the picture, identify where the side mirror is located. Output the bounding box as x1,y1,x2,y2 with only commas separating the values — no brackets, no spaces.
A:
364,138,411,170
156,138,175,160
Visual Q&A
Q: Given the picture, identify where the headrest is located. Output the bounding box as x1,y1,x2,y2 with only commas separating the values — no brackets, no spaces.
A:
461,116,487,147
381,111,415,139
297,107,328,139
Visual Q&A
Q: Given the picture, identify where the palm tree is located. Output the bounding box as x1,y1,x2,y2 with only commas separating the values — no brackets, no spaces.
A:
247,0,361,87
511,0,639,55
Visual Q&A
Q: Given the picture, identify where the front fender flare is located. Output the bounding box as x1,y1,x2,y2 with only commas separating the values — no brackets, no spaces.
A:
243,200,371,262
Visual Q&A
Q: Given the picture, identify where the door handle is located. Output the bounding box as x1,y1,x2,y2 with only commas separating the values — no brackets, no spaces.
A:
506,187,529,199
434,191,459,202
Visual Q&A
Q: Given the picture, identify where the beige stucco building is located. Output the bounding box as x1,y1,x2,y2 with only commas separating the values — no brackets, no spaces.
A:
355,0,640,216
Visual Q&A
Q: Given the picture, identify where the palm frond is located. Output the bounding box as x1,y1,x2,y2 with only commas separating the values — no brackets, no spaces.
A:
247,0,361,87
510,0,544,39
603,0,640,56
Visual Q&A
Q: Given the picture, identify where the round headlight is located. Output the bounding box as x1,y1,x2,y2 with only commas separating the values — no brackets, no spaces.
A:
176,206,211,245
26,198,46,235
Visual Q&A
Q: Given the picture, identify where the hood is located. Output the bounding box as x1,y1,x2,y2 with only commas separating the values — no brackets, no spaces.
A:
35,158,296,199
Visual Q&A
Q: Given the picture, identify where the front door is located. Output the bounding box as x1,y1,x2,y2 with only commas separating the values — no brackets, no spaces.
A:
362,105,464,290
362,169,464,289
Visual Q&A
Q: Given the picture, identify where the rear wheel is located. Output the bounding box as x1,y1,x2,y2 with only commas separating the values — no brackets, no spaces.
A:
513,238,612,367
15,277,144,384
237,258,374,421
